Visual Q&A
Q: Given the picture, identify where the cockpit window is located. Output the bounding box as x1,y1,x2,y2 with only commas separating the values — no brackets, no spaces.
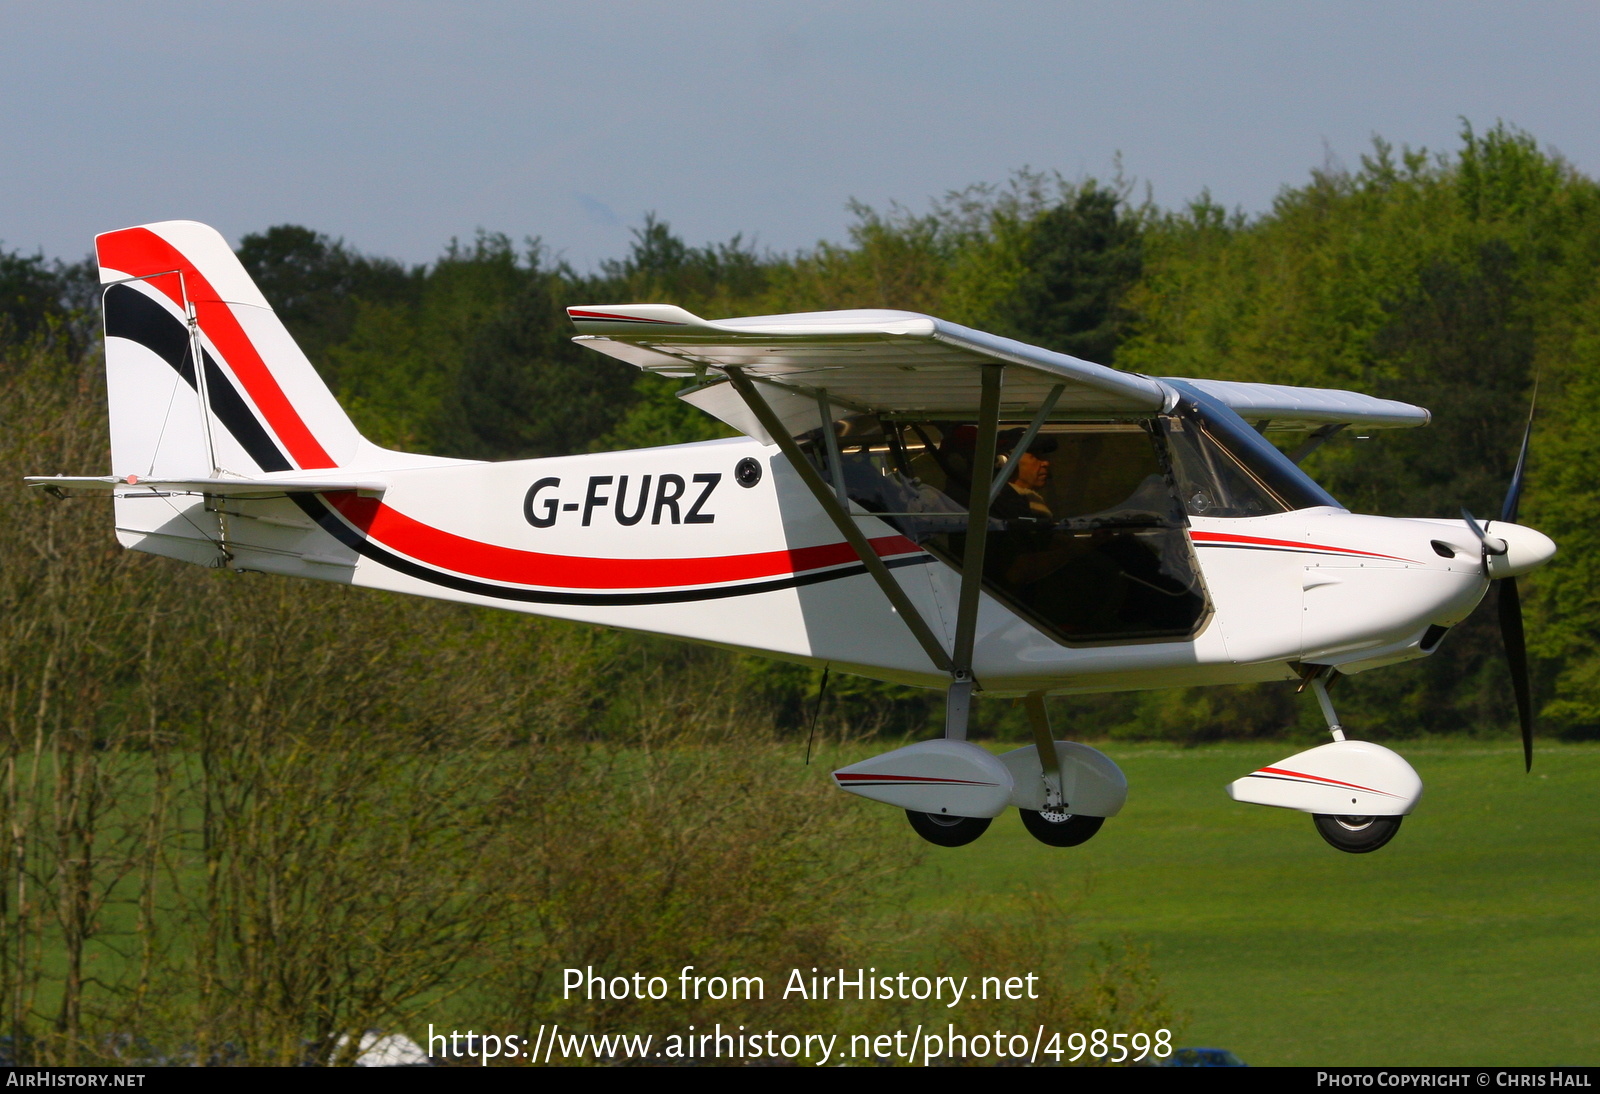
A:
788,381,1340,643
796,416,1210,645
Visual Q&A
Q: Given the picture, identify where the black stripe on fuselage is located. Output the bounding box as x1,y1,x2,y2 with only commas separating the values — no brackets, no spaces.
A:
289,492,932,606
1193,542,1395,562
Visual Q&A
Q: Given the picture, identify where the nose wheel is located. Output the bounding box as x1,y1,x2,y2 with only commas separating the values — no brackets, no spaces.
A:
1313,813,1402,854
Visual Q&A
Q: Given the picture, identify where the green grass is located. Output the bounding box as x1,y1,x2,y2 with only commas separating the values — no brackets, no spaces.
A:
892,739,1600,1066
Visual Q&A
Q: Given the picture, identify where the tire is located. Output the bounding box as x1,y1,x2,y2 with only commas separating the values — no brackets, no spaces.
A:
1019,809,1105,847
905,810,991,847
1313,813,1403,854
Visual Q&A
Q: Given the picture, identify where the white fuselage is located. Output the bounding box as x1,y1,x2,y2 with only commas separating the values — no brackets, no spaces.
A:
116,435,1494,697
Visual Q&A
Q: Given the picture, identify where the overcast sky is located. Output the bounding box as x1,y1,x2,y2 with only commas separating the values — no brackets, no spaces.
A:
3,1,1597,271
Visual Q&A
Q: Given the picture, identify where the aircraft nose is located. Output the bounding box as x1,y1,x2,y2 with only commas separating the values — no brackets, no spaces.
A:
1485,522,1557,579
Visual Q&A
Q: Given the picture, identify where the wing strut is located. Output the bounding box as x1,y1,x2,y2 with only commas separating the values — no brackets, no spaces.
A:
1289,423,1346,464
723,364,1008,742
722,367,955,678
947,365,1004,737
989,383,1064,505
816,389,849,507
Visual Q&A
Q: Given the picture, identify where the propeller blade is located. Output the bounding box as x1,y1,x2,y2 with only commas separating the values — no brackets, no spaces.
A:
1497,576,1534,772
1470,375,1539,771
1461,508,1506,557
1501,376,1539,524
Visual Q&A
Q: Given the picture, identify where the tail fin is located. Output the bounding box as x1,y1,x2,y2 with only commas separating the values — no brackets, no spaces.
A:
96,220,368,478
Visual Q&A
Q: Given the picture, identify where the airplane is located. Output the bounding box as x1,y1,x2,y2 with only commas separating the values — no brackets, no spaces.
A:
27,220,1556,854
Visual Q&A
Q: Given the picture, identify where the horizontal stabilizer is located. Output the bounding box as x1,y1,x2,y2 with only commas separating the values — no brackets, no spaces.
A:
25,475,385,498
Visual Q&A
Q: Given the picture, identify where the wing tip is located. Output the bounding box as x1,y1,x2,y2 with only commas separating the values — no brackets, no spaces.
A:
567,304,707,333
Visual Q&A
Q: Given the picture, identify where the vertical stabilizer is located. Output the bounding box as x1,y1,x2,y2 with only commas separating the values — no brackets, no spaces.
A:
96,221,369,478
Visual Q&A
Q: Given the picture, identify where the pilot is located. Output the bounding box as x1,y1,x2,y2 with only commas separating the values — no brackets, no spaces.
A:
986,430,1126,635
987,432,1062,586
991,431,1056,523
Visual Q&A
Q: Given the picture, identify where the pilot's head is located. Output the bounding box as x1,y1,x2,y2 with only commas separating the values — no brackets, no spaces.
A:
998,430,1057,491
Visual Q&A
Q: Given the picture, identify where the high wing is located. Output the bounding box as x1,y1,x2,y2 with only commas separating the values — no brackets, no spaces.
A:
1169,378,1430,431
568,304,1428,438
569,305,1167,440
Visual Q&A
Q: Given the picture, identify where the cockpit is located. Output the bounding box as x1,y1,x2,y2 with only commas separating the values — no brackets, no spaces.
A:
798,388,1341,646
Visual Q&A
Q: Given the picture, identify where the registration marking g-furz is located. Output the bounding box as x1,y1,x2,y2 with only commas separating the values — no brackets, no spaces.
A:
524,473,721,529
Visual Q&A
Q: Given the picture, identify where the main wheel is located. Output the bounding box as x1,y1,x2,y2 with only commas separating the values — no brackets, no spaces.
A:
905,810,991,847
1019,809,1105,847
1313,813,1402,854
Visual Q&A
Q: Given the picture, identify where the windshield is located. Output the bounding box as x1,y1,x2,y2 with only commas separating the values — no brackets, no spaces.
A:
1161,380,1342,517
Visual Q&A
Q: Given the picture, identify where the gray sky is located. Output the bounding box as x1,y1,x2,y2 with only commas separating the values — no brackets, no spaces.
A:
3,1,1598,271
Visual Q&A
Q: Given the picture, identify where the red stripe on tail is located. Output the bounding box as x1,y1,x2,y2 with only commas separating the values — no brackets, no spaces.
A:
96,227,336,470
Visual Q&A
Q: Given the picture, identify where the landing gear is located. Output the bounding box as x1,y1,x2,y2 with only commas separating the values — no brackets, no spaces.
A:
905,810,990,847
1020,809,1104,847
1223,668,1415,855
1313,813,1403,854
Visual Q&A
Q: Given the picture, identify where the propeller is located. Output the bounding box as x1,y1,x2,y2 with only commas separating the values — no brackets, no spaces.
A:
1461,389,1538,772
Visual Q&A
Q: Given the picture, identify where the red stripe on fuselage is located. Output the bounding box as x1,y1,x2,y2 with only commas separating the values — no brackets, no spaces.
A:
96,227,336,470
324,493,920,590
1190,530,1415,563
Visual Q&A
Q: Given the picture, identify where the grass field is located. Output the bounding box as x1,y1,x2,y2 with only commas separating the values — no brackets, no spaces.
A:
889,739,1600,1066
